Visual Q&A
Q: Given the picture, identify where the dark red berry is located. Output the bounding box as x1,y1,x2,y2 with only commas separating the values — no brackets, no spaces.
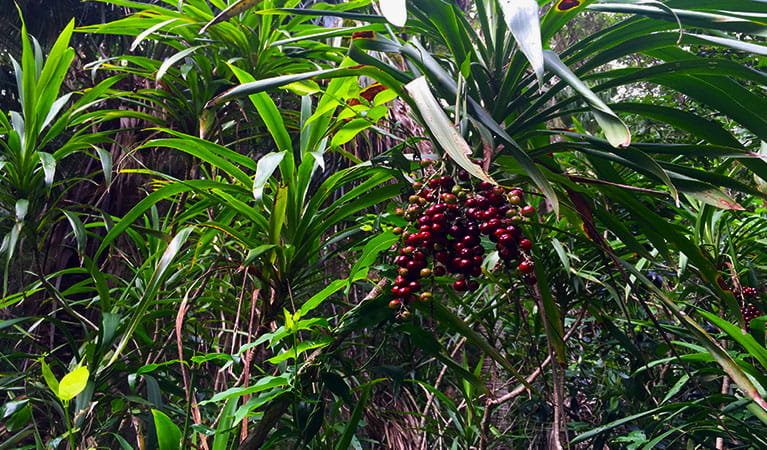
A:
453,280,468,291
498,233,515,246
521,205,536,217
518,260,534,274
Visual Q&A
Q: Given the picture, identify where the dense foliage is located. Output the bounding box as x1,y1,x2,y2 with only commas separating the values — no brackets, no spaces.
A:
2,0,767,448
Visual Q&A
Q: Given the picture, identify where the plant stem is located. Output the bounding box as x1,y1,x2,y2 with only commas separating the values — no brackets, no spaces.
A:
63,400,76,450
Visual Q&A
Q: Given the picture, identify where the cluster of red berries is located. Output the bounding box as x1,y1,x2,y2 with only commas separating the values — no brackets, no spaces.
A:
736,286,762,327
388,173,536,316
742,303,761,326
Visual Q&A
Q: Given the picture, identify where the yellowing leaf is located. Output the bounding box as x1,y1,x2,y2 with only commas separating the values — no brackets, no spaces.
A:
57,366,89,402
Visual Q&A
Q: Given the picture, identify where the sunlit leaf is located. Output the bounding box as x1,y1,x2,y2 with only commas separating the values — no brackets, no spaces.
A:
58,366,89,402
404,77,494,184
499,0,544,87
152,409,182,450
380,0,407,27
543,50,631,148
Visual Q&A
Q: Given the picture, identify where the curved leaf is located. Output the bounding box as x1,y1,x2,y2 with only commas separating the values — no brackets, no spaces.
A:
404,76,494,184
152,409,182,450
543,50,631,148
58,366,89,402
380,0,407,27
499,0,544,87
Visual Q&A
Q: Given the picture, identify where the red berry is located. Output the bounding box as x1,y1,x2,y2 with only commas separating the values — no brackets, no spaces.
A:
453,280,468,291
519,239,533,251
498,233,515,246
389,299,403,309
521,205,536,217
518,260,534,274
439,176,454,189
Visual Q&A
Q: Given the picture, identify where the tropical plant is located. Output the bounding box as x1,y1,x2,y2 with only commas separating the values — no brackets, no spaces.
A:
3,0,767,448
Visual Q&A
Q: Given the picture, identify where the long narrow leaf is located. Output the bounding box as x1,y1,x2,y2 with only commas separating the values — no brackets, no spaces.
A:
543,50,631,148
404,77,494,184
499,0,544,87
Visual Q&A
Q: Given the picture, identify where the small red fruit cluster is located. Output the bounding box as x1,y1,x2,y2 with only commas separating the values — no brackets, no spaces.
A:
388,173,536,316
736,286,762,328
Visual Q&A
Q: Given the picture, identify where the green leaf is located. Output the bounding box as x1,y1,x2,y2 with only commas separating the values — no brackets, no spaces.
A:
61,210,87,255
201,375,291,405
349,231,398,282
269,186,288,247
40,359,59,397
617,260,767,420
151,409,182,450
680,182,745,210
201,0,261,33
15,199,28,222
211,398,239,450
331,118,373,147
380,0,407,26
698,309,767,370
543,50,631,148
299,279,347,316
499,0,544,87
136,360,184,375
243,244,278,266
335,384,371,450
266,338,331,364
57,366,89,402
96,147,113,186
572,405,675,444
130,18,179,52
156,46,205,82
404,77,494,184
107,227,195,368
228,64,293,153
253,152,286,203
589,3,767,37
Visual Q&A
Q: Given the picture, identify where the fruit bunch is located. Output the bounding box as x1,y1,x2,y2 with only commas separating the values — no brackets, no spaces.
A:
742,303,761,327
735,286,762,328
388,172,536,317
